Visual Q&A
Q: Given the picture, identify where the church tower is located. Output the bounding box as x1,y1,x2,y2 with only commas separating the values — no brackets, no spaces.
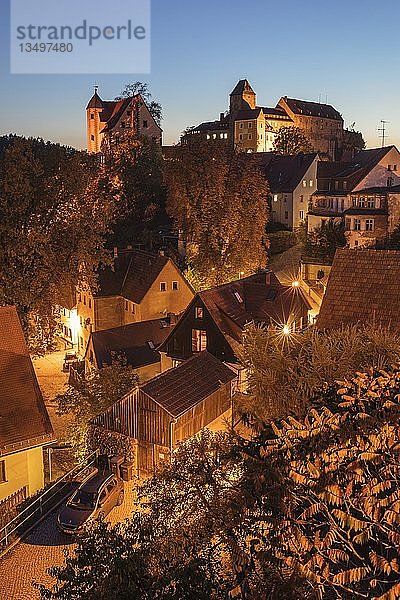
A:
229,79,257,117
86,86,104,153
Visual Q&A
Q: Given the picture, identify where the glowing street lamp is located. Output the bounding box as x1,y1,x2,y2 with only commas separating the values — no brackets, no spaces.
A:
282,324,291,335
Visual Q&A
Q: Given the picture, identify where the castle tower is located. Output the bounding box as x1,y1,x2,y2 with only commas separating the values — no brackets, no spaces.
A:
229,79,257,117
86,86,104,153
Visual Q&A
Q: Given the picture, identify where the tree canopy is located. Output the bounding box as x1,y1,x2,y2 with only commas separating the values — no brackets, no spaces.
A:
303,218,346,263
0,135,114,351
165,139,269,288
273,126,315,156
40,360,400,600
115,82,162,126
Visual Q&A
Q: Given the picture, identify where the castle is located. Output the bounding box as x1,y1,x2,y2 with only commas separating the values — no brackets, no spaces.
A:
184,79,345,160
86,87,162,154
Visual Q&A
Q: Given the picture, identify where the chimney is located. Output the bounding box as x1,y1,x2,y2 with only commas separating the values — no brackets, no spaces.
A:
220,112,225,121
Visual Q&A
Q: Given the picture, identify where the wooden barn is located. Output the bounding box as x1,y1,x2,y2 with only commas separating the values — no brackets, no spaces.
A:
92,351,237,475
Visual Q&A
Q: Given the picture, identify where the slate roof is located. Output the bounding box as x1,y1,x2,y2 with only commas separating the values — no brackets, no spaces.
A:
235,108,263,120
190,119,230,133
141,351,236,417
255,152,319,193
350,185,400,195
316,147,396,192
96,250,170,303
280,97,343,121
86,91,103,110
262,106,292,119
316,249,400,331
88,318,173,369
230,79,255,96
0,306,54,456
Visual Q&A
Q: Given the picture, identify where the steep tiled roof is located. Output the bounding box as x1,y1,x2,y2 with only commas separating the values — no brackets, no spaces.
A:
141,351,236,417
191,119,230,132
235,108,262,120
86,91,103,110
101,98,132,131
96,250,170,303
88,318,173,369
316,147,395,192
0,307,54,456
255,152,319,193
279,97,343,121
198,272,312,346
316,249,400,331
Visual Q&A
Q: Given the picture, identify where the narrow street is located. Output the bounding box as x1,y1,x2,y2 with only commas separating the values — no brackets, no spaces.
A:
0,481,136,600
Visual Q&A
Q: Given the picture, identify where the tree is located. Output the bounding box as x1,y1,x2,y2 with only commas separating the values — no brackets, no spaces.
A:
97,132,166,247
0,135,115,351
273,126,314,155
166,139,269,288
56,358,138,458
241,322,400,423
40,364,400,600
303,218,346,263
115,82,162,126
341,124,366,158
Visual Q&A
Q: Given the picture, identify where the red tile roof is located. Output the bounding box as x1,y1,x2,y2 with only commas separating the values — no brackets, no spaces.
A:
141,351,236,417
0,307,54,456
316,249,400,331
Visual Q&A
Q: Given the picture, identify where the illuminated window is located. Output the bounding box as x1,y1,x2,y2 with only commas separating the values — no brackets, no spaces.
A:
309,180,314,187
354,219,361,231
366,219,374,231
273,194,278,202
195,307,204,319
160,282,167,292
366,197,375,209
299,210,304,220
302,180,307,188
192,329,207,352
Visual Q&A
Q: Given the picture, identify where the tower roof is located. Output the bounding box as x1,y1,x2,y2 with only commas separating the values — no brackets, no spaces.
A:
230,79,255,96
86,89,103,110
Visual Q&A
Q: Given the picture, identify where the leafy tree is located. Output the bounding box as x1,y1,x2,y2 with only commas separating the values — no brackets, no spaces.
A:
304,218,346,263
115,82,162,126
40,364,400,600
273,126,314,155
98,132,166,247
56,358,138,458
241,322,400,422
0,135,114,351
166,139,269,288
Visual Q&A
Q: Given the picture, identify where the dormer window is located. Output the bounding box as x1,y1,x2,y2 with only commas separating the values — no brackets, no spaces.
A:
234,291,243,303
195,307,204,319
147,341,155,350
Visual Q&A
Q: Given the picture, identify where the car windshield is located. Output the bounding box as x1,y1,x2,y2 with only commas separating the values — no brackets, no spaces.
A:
69,490,97,510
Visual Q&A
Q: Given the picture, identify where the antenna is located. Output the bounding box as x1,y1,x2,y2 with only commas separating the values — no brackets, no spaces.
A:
378,120,389,147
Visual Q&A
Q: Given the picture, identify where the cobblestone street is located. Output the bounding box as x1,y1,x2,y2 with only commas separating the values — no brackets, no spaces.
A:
0,481,136,600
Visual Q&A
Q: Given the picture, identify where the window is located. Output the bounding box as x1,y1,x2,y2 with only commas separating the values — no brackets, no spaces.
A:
172,281,179,291
147,341,155,349
91,134,95,141
309,180,314,187
143,120,148,128
239,134,243,140
121,122,125,128
131,303,135,314
284,211,289,220
89,350,94,364
394,165,398,171
345,219,351,231
90,113,94,120
248,122,252,129
192,329,207,352
83,295,86,306
387,177,394,187
273,194,278,202
366,197,375,209
80,337,84,348
302,180,307,188
354,219,361,231
300,195,304,203
299,210,304,220
365,219,374,231
195,307,204,319
248,133,252,140
160,282,167,292
234,291,243,303
88,298,92,309
388,165,392,171
240,123,244,129
0,460,6,483
125,300,129,311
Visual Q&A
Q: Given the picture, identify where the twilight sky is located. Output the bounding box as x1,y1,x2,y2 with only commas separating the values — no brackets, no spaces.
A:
0,0,399,150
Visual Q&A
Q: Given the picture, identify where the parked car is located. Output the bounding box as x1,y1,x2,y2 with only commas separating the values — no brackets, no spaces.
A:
62,351,79,372
57,471,124,535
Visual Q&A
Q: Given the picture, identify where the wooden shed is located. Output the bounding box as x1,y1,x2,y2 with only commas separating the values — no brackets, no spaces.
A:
92,351,237,475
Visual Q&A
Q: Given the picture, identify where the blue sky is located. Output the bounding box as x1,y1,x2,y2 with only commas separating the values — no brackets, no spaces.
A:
0,0,399,150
